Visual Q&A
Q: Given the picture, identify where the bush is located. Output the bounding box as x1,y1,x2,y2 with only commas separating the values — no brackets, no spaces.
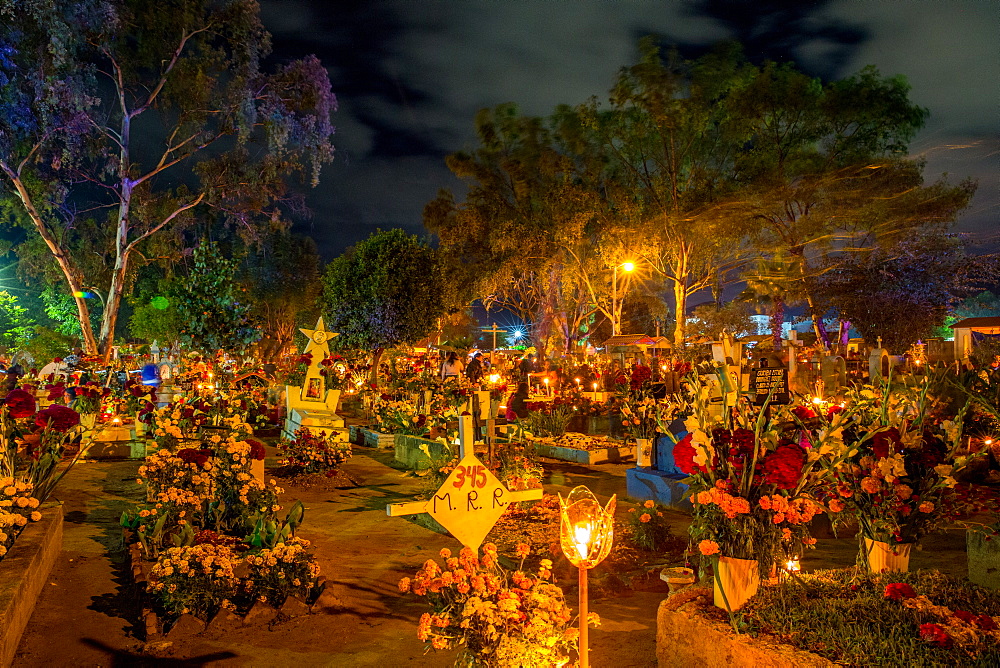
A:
279,427,352,475
625,500,677,551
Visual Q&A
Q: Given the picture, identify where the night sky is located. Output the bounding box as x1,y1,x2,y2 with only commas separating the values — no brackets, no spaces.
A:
260,0,998,260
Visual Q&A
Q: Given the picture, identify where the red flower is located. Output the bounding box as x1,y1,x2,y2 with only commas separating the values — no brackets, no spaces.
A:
630,364,651,390
977,614,999,631
919,623,952,648
47,384,66,401
792,405,816,421
872,427,902,459
673,433,702,475
177,448,212,467
247,439,267,461
34,405,81,432
825,405,844,420
761,443,805,489
4,389,36,418
954,610,976,624
883,582,917,601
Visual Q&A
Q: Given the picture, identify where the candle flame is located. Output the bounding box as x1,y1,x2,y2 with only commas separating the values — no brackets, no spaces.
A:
574,525,591,560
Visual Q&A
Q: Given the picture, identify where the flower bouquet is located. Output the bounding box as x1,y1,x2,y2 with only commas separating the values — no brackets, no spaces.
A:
821,375,990,571
662,383,854,611
399,543,580,667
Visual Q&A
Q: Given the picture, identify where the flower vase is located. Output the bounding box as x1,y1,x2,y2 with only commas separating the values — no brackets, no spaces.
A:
80,413,97,431
251,458,265,485
864,538,911,573
635,438,653,468
134,418,146,438
714,556,760,612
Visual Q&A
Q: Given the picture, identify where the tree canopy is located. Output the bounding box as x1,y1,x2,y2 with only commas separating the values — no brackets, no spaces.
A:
425,39,976,351
0,0,336,359
322,229,445,379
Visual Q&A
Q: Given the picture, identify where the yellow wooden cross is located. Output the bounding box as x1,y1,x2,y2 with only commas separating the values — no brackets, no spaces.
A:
386,416,542,550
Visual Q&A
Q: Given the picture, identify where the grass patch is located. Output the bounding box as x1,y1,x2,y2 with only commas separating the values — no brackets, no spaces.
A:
742,569,1000,667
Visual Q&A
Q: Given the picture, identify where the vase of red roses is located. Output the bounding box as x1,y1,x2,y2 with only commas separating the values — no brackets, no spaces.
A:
662,386,854,613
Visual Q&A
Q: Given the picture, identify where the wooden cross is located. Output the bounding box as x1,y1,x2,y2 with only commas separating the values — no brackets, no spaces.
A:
386,415,542,550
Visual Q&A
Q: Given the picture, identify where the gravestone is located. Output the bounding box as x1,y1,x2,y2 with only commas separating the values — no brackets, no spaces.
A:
284,316,347,440
749,366,790,406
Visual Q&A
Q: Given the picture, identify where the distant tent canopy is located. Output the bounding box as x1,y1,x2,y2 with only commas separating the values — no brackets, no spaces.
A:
603,334,671,350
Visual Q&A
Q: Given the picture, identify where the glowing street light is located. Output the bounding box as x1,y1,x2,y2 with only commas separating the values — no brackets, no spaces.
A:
559,486,616,668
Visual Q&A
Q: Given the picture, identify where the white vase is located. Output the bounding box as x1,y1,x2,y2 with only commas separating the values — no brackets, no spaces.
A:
864,538,911,573
714,556,760,612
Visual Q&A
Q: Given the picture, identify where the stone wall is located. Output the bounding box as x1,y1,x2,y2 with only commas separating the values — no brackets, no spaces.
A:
656,587,834,667
0,502,64,667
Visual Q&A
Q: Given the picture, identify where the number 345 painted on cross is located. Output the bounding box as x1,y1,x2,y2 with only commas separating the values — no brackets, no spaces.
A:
452,464,488,489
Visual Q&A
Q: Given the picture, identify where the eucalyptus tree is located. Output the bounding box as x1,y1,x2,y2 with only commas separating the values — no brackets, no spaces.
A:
0,0,336,359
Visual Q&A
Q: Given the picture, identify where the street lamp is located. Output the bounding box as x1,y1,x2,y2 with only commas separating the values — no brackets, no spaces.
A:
559,486,616,668
611,261,635,336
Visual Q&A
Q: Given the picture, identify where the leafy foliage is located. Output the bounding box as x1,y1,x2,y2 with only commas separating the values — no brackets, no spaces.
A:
0,290,34,348
0,0,336,357
174,241,260,353
322,229,445,354
815,234,995,352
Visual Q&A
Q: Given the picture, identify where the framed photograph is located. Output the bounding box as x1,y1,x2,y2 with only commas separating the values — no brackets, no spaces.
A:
305,377,323,399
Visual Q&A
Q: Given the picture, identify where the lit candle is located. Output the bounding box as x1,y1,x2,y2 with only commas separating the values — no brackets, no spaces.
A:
574,524,591,560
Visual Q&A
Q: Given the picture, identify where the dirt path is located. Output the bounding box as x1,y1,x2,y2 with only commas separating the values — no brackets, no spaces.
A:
13,450,662,667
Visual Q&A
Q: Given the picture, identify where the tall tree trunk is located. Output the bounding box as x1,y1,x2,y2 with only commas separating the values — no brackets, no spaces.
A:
771,297,785,349
672,279,687,347
98,249,129,361
370,347,384,389
0,162,99,354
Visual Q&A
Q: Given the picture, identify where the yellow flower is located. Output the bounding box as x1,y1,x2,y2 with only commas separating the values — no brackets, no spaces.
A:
30,511,42,522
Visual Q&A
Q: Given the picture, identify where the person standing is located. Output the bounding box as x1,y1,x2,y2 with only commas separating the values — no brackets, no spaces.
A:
440,351,464,380
466,352,484,384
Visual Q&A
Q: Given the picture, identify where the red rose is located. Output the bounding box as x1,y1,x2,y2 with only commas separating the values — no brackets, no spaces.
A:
35,405,81,432
884,582,916,601
919,623,952,648
762,443,805,489
247,439,267,461
792,406,816,421
5,389,36,418
872,427,902,459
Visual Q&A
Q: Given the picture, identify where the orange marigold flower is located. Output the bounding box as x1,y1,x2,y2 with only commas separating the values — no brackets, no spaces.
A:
696,491,713,505
828,499,845,513
640,513,651,523
398,577,411,593
439,548,452,559
515,543,530,559
644,499,655,509
803,537,817,545
698,540,720,556
918,501,935,513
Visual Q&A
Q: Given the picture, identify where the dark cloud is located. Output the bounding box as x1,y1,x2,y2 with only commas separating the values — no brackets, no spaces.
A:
261,0,998,259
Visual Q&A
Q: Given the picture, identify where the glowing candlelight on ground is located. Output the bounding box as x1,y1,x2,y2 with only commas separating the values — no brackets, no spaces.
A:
785,557,801,573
